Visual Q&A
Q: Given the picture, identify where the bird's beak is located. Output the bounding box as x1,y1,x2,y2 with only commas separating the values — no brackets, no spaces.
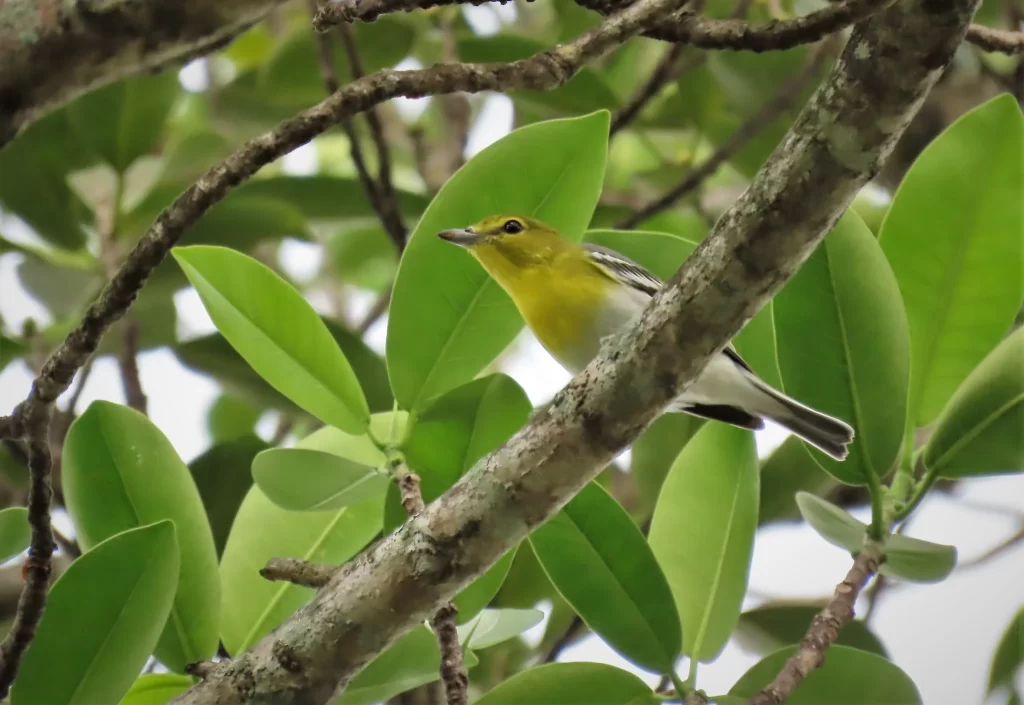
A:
437,228,484,247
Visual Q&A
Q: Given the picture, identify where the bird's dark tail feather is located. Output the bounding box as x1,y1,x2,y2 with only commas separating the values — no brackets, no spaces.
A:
753,382,855,461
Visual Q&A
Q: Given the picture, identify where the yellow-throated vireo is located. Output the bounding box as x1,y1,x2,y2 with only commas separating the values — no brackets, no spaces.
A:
438,214,854,460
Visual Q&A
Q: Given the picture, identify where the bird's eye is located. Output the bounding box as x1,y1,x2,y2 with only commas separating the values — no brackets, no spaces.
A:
502,219,524,234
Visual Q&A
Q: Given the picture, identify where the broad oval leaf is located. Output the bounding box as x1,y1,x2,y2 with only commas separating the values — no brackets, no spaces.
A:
0,507,29,563
880,94,1024,427
759,437,837,526
773,209,910,484
173,245,370,433
12,522,179,705
729,645,922,704
387,111,609,410
63,401,220,672
457,608,545,650
335,626,479,705
189,435,265,558
796,492,957,582
454,548,519,623
648,423,758,663
118,674,194,705
253,447,389,511
736,603,888,658
989,606,1024,694
923,328,1024,477
299,411,409,468
219,487,383,655
66,73,179,172
631,414,704,519
473,662,657,705
530,480,681,673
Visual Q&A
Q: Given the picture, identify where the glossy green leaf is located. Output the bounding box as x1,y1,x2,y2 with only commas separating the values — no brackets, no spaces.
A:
118,675,195,705
207,395,262,443
737,604,888,657
729,645,921,704
473,662,657,705
189,435,265,557
174,196,312,248
63,402,220,671
796,492,957,582
324,320,395,413
454,548,519,622
220,487,383,655
759,437,837,526
923,328,1024,477
530,481,681,672
335,626,479,705
458,608,544,650
989,606,1024,693
329,225,398,292
773,209,910,484
253,447,389,511
231,176,429,223
648,423,759,662
298,412,408,468
66,73,180,172
582,228,697,279
173,245,370,433
387,111,609,410
631,414,704,518
880,95,1024,427
0,507,29,563
12,522,179,705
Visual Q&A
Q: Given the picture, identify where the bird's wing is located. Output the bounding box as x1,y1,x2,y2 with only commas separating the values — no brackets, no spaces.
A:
582,242,755,374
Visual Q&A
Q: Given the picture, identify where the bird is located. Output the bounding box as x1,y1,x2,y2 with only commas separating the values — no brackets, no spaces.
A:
437,214,855,460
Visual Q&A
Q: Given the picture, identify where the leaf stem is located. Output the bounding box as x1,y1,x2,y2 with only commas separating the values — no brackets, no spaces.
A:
676,663,694,697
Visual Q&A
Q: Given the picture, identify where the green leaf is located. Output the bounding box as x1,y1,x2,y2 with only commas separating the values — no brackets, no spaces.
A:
63,402,220,672
232,176,429,224
12,522,180,705
923,328,1024,477
387,111,609,410
173,245,370,433
648,423,758,662
759,437,837,526
324,319,395,413
0,111,94,249
796,492,957,582
207,395,262,443
458,608,544,650
188,435,265,558
328,225,398,292
773,209,910,484
582,228,697,279
530,481,681,673
253,447,389,511
16,256,100,320
118,675,195,705
631,414,704,518
66,72,180,172
0,507,29,563
729,645,921,704
0,335,26,373
298,412,408,467
472,662,657,705
736,604,888,658
454,548,519,622
880,95,1024,427
219,487,382,655
989,606,1024,693
335,626,479,705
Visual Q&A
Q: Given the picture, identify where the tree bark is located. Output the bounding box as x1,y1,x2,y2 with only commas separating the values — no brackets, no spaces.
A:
0,0,289,147
170,0,980,701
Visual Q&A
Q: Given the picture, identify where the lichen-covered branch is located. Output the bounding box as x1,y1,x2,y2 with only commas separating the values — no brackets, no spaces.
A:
0,0,290,147
170,0,978,700
744,543,884,705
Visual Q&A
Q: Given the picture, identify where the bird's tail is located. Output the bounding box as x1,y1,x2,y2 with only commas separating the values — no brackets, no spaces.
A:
748,379,855,461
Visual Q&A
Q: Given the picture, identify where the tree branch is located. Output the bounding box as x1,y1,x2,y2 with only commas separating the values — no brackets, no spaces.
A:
744,542,884,705
609,43,687,136
168,0,976,700
260,558,337,588
0,0,290,147
965,25,1024,55
618,36,834,229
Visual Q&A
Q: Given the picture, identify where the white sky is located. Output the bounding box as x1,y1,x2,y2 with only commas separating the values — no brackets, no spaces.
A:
1,5,1023,703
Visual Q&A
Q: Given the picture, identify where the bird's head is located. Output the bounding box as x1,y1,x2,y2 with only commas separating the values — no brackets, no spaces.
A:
437,215,569,273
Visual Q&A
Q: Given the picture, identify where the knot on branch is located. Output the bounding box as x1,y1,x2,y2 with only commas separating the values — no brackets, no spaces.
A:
260,558,336,589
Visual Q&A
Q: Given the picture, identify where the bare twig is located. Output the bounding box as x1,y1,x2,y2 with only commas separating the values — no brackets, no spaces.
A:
357,285,394,334
609,43,686,135
744,543,884,705
261,558,337,588
619,37,834,228
118,316,148,414
965,25,1024,55
437,14,472,179
392,463,468,705
543,616,585,662
315,0,894,52
958,525,1024,570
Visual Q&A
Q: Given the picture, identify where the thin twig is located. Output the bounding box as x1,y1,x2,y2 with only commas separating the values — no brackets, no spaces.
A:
958,525,1024,570
965,25,1024,55
261,558,337,588
336,24,409,251
437,14,472,180
744,542,884,705
393,463,468,705
609,43,686,135
118,316,147,414
618,37,834,229
543,616,584,663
